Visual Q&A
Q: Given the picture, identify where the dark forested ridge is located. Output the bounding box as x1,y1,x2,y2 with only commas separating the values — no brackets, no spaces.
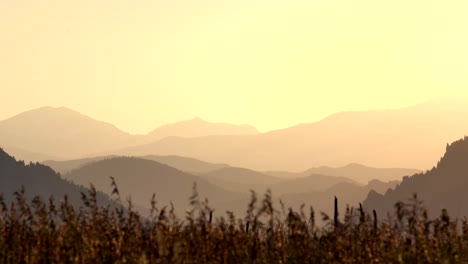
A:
364,136,468,218
0,147,112,208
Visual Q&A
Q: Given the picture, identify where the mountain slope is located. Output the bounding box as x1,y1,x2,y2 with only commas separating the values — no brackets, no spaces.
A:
117,98,468,171
0,147,112,208
64,157,245,216
363,136,468,218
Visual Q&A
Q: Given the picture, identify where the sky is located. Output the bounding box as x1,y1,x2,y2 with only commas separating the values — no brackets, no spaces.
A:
1,0,467,134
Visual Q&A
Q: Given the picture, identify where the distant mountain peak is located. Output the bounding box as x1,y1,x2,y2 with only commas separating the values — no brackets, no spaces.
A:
0,106,133,159
2,106,102,125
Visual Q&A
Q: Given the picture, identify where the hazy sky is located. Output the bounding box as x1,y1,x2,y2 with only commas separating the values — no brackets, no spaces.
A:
1,0,467,133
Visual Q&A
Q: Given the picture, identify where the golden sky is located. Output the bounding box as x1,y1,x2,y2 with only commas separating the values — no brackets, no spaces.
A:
1,0,467,133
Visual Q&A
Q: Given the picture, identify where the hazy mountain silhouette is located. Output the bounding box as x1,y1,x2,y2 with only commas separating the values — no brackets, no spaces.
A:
146,118,258,141
0,107,136,159
364,136,468,219
265,164,419,184
117,98,468,171
201,167,284,193
142,155,230,175
270,174,357,195
0,148,112,208
63,157,246,216
303,163,420,184
44,155,230,175
0,107,259,162
281,179,399,221
46,156,360,195
204,167,283,185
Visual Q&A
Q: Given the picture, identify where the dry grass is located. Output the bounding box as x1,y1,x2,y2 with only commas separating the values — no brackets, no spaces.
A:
0,181,467,263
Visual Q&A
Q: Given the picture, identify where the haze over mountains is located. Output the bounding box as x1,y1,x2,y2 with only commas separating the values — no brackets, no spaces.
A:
281,179,400,219
302,164,420,184
1,98,467,174
43,154,416,193
115,98,468,171
4,133,468,223
0,107,258,162
63,157,248,216
56,155,401,219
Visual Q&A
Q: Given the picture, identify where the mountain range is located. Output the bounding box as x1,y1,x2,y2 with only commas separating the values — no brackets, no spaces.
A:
0,147,405,221
47,155,405,219
113,98,468,171
301,163,420,184
0,107,258,162
62,157,248,216
43,155,415,193
3,99,468,172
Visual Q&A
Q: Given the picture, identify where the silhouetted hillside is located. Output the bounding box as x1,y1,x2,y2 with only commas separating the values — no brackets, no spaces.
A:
117,98,468,171
364,137,468,218
0,148,112,208
64,157,246,216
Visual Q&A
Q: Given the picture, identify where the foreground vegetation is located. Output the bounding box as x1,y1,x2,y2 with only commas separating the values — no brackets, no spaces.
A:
1,181,467,263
